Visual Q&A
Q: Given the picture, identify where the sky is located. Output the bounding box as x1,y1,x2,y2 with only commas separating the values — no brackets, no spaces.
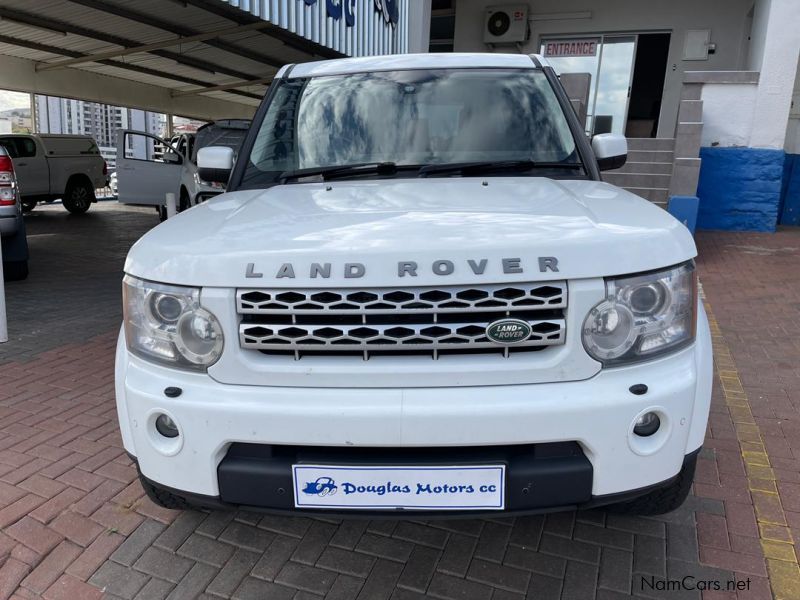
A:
0,90,31,112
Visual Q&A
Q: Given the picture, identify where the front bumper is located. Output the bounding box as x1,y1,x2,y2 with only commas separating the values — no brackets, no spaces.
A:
115,305,712,512
133,446,700,517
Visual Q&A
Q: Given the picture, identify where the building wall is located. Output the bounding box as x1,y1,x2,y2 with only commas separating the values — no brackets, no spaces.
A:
780,48,800,225
692,0,800,231
221,0,413,55
787,57,800,155
451,0,753,137
747,0,770,71
747,0,799,149
700,83,757,148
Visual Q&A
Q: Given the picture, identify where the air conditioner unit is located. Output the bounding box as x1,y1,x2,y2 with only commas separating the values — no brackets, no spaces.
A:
484,5,529,44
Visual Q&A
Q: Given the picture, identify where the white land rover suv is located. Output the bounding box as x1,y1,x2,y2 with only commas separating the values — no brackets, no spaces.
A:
116,53,711,516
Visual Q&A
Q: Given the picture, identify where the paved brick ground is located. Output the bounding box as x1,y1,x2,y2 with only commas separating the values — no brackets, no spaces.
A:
697,231,800,598
0,203,792,599
1,202,155,363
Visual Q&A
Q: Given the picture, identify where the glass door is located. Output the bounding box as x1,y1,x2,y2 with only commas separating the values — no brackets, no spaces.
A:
541,35,637,136
592,36,636,135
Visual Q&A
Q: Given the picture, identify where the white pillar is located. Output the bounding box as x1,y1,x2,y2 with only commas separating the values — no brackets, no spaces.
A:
748,0,800,148
29,92,36,133
166,192,177,219
785,55,800,154
406,0,431,53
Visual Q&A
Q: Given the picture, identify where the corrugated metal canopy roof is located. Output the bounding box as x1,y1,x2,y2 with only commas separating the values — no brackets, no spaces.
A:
0,0,344,113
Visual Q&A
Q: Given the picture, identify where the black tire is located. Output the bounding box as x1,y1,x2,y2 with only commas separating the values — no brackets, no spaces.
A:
157,206,168,222
62,181,94,214
609,453,697,515
179,189,191,213
21,199,36,213
138,473,192,510
2,260,28,281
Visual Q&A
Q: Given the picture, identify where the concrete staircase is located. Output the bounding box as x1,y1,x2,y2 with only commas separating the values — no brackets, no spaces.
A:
602,137,675,207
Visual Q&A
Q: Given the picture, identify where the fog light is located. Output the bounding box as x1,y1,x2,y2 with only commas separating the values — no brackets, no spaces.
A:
155,414,179,438
633,412,660,437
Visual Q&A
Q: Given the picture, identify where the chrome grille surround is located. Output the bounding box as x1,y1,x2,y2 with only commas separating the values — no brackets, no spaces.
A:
237,282,567,359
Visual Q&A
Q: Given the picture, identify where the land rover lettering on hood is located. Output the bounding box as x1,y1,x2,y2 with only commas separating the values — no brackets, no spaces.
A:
117,53,711,517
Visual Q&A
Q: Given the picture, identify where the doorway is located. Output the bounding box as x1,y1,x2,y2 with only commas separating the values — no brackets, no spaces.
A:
626,33,671,138
541,32,671,138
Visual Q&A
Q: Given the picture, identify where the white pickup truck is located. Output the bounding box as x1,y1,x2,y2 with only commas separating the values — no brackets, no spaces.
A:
116,53,712,517
0,134,108,214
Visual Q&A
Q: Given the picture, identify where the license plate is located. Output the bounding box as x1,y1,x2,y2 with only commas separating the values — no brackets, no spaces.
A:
292,464,505,510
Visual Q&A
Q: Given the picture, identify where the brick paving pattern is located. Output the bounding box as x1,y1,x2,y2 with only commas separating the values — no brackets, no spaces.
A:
0,202,795,598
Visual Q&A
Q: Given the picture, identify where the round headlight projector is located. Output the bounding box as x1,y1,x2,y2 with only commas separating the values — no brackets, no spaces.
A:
155,413,180,438
633,412,661,437
152,293,183,322
629,283,666,315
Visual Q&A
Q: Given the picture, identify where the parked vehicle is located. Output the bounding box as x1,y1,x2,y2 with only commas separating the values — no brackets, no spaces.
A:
0,134,108,214
109,171,118,197
116,120,250,218
0,146,29,281
116,54,711,516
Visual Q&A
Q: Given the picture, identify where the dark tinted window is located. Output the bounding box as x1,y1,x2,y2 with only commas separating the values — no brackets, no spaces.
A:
193,120,250,162
0,138,17,158
0,137,36,158
17,138,36,157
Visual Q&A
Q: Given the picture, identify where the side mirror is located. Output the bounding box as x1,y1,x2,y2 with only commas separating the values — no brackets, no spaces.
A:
197,146,234,184
163,152,182,165
592,133,627,171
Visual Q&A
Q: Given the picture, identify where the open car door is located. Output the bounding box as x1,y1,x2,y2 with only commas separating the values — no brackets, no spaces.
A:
116,130,183,206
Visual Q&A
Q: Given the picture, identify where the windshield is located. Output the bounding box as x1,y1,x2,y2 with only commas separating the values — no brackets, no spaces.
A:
240,68,580,188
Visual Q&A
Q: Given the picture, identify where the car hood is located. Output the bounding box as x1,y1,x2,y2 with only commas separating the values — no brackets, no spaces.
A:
124,177,696,287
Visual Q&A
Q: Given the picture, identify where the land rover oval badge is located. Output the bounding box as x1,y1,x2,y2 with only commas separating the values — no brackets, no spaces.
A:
486,319,532,345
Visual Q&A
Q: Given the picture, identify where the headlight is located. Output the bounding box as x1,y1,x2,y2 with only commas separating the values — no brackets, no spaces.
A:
582,262,697,366
123,275,223,370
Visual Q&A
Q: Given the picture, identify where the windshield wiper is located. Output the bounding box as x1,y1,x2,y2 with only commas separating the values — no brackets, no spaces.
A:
278,159,583,183
279,162,411,183
417,160,583,177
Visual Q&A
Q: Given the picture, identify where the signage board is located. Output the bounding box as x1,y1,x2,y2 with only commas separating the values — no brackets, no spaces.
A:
544,39,600,58
304,0,399,26
293,464,505,510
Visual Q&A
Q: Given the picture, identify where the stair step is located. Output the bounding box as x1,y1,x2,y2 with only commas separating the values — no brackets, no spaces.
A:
625,137,675,151
622,186,669,205
627,150,675,163
611,161,674,175
603,172,672,189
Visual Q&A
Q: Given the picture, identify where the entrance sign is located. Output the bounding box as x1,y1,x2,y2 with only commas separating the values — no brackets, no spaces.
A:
544,39,599,58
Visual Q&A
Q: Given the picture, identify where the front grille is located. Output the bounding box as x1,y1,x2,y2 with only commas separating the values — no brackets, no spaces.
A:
237,282,567,359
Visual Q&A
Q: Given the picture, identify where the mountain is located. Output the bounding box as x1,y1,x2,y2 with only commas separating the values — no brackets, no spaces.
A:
0,107,31,118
